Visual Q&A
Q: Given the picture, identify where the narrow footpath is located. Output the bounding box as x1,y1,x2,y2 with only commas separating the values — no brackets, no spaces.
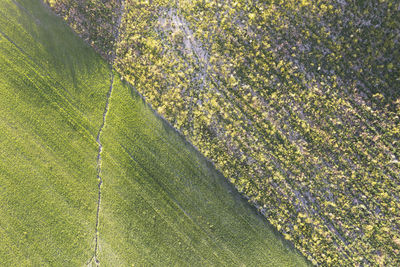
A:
89,1,125,266
91,69,114,266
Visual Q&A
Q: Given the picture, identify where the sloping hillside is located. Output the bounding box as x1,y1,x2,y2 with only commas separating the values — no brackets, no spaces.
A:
45,0,400,265
0,0,307,265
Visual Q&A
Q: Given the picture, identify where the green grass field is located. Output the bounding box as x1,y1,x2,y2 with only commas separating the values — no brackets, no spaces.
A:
0,0,307,265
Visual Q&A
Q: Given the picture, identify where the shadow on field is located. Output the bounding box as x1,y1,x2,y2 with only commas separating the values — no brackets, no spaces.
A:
11,0,105,94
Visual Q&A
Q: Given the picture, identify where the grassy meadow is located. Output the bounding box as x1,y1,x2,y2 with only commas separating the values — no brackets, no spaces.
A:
0,0,110,264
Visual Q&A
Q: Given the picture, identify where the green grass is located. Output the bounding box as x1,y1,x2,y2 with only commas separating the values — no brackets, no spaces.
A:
0,0,112,265
0,0,307,265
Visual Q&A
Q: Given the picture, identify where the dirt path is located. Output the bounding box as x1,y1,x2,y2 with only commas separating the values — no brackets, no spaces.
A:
88,1,125,266
89,69,114,266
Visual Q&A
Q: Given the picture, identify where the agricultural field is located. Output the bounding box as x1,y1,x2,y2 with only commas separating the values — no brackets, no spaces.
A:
0,0,307,265
0,0,109,264
46,0,400,265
